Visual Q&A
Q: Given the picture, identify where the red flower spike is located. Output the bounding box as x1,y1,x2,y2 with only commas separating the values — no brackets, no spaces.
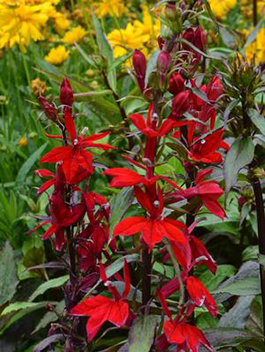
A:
133,50,147,93
60,78,74,108
104,168,153,188
71,296,129,342
164,322,212,352
186,276,217,317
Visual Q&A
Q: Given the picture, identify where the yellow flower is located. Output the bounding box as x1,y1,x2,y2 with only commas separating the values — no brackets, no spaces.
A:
245,28,265,66
45,45,70,65
18,136,28,147
0,2,49,51
208,0,237,18
53,12,70,34
108,23,149,57
62,26,86,45
93,0,127,18
107,5,160,60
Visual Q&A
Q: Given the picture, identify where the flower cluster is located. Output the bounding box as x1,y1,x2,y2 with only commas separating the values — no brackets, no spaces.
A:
30,2,230,351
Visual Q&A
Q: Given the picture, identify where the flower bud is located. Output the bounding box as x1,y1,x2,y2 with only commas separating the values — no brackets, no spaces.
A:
157,51,171,89
169,72,185,95
165,2,177,21
157,36,165,50
38,96,58,122
170,91,190,118
194,26,207,52
60,77,74,107
133,50,147,92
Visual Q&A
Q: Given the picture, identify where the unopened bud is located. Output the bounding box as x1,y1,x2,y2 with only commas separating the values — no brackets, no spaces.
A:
133,50,147,92
38,96,58,122
157,51,171,89
165,2,177,21
170,91,190,118
169,72,185,95
157,36,165,50
60,78,74,107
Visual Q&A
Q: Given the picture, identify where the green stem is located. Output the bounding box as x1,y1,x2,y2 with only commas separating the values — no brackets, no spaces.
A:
251,175,265,343
22,53,31,87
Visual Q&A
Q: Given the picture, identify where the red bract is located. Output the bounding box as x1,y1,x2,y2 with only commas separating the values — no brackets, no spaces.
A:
40,110,116,184
71,261,131,341
163,321,212,352
186,276,217,317
113,186,187,251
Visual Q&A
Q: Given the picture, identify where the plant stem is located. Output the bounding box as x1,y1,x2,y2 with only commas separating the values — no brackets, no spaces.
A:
142,247,152,306
253,0,258,26
251,176,265,343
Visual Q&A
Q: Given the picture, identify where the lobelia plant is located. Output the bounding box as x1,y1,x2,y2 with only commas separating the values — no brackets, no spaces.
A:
30,1,234,351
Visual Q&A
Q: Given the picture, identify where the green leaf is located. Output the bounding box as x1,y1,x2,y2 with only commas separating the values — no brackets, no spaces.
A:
128,315,158,352
74,43,97,68
91,11,113,62
33,300,65,334
212,277,261,296
224,136,255,193
0,242,18,305
244,20,264,48
249,108,265,135
258,253,265,266
145,50,159,86
1,301,50,316
205,327,255,348
105,254,140,279
190,87,209,103
224,99,239,127
29,275,69,302
109,187,134,235
16,143,48,184
200,264,236,292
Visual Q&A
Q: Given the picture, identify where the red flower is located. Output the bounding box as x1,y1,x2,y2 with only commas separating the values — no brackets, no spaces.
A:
35,169,55,195
130,103,180,137
188,129,227,164
169,91,191,120
190,235,217,274
40,110,116,184
113,186,187,251
178,169,226,219
164,321,212,352
186,276,217,317
71,261,131,341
